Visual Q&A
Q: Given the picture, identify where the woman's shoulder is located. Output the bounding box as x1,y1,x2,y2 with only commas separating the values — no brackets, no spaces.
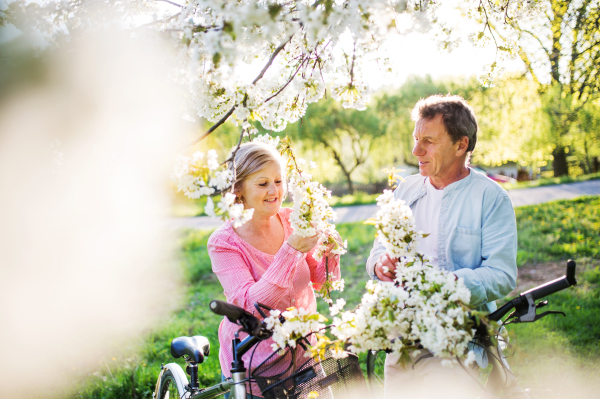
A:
278,207,293,227
207,222,239,250
277,207,294,237
278,207,293,219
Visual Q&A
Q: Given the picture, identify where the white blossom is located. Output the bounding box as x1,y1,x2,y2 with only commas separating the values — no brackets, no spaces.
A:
365,190,425,260
330,254,475,366
263,307,327,351
253,133,280,148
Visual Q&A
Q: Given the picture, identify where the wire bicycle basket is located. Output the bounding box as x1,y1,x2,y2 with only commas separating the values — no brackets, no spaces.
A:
251,336,366,399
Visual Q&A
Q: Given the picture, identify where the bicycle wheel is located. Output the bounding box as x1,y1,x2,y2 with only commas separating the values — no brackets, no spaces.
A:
154,363,189,399
366,350,386,397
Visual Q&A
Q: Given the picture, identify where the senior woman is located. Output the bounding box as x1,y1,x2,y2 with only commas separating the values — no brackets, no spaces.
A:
207,142,342,398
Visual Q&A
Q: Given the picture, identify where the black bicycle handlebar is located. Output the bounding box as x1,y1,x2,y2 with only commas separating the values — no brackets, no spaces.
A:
210,300,248,322
488,260,577,322
209,300,264,337
522,259,577,300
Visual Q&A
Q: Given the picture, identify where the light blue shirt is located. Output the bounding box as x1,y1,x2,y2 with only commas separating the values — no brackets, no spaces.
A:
366,168,518,313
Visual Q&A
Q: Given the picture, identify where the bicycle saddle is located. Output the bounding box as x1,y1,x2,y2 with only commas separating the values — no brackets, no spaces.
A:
170,336,210,364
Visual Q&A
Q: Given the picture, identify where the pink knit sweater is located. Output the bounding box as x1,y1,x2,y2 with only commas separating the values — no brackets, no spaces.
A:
207,207,341,388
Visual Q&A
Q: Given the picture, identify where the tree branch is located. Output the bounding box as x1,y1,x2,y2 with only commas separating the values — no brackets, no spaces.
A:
479,0,500,57
263,53,311,104
519,28,551,59
349,41,356,86
252,34,295,85
187,105,237,147
186,34,294,147
155,0,183,8
136,12,181,28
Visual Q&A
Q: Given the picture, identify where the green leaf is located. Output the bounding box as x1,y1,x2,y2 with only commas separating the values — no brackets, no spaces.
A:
268,4,283,19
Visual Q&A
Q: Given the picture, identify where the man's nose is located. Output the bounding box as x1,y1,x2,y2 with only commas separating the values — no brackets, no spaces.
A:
412,141,423,157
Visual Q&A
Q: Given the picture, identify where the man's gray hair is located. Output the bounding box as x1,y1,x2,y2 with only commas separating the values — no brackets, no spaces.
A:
411,94,478,153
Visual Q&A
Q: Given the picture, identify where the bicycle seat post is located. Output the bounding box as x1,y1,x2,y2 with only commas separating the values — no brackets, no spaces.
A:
230,332,248,399
184,357,200,392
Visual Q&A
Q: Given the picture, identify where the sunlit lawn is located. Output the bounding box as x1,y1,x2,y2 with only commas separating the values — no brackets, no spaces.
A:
75,197,600,398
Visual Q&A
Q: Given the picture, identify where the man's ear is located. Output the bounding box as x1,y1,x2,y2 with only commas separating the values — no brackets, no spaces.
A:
455,136,470,156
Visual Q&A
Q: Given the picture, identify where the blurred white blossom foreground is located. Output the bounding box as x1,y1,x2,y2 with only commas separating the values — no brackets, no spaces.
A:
0,31,183,398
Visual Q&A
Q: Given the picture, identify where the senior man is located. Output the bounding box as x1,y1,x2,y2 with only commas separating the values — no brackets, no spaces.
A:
366,94,517,399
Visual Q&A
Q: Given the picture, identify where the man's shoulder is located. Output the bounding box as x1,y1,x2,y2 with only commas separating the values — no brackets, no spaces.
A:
394,173,425,198
403,173,426,184
469,169,509,194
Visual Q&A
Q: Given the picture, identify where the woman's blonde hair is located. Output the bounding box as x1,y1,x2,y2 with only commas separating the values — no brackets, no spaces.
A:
231,142,287,202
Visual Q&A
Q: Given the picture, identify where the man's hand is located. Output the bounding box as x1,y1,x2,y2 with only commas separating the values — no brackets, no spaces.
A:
374,253,398,281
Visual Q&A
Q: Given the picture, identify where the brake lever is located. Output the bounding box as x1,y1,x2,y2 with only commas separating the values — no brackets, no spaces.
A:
533,310,566,321
504,296,563,324
505,304,565,324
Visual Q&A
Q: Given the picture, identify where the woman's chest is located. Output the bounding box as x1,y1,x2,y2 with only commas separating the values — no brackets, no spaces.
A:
238,226,285,256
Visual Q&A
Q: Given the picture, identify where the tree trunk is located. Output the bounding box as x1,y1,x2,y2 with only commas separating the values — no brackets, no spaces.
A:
344,172,355,195
552,146,569,177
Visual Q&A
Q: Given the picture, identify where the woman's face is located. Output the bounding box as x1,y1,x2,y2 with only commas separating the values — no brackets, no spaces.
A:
238,161,285,218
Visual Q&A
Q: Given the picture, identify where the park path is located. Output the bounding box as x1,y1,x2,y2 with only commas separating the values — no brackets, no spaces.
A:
168,180,600,230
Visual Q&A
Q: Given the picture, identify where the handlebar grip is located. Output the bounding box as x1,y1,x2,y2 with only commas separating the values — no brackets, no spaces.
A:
567,259,577,286
521,260,577,301
210,300,247,323
521,276,571,301
489,260,577,322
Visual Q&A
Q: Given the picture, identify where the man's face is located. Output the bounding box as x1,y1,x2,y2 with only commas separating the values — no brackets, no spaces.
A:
412,114,466,181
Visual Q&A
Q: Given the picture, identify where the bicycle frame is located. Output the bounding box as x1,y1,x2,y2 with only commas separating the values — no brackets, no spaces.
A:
174,332,260,399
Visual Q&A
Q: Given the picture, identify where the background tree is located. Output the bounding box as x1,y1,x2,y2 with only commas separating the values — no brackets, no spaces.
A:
375,75,480,166
469,75,552,170
296,98,384,193
497,0,600,176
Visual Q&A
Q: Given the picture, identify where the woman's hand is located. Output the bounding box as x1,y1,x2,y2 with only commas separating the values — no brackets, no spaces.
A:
287,233,319,253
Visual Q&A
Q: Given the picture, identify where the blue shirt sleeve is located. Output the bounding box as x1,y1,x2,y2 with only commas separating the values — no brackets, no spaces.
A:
454,192,518,307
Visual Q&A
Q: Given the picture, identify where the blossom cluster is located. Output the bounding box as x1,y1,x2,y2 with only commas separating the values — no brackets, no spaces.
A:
312,273,345,306
171,150,253,227
263,195,478,368
365,190,426,260
205,192,254,228
263,307,328,351
313,233,348,263
264,306,349,360
264,257,477,366
331,255,476,366
286,165,347,303
287,171,336,237
8,0,544,137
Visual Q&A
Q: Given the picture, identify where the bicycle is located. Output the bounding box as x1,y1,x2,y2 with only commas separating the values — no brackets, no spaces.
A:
365,260,578,399
154,301,366,399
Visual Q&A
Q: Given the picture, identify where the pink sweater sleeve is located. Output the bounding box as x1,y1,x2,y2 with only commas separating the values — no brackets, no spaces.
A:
208,234,304,312
305,249,341,290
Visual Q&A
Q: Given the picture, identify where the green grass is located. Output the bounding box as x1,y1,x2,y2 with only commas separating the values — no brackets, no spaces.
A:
75,197,600,398
499,171,600,191
503,257,600,396
515,196,600,265
73,230,225,399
